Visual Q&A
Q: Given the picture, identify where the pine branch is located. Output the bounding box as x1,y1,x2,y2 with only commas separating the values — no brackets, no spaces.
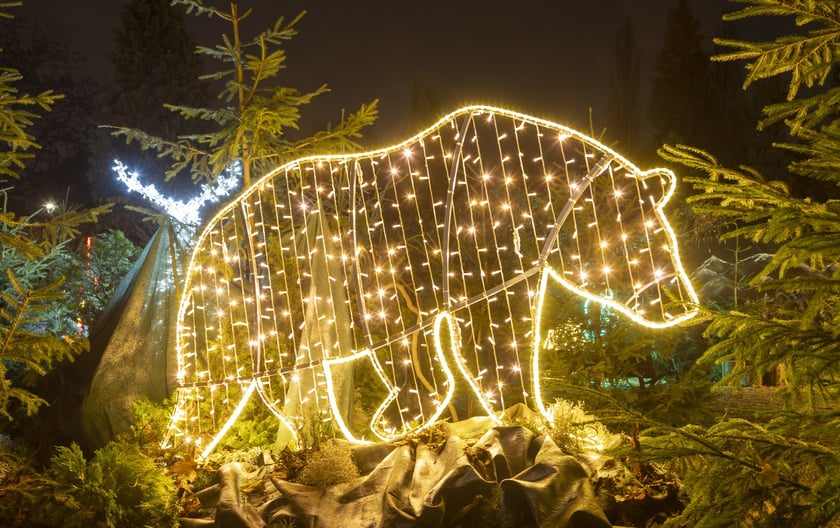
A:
767,231,840,274
700,310,839,392
0,228,44,259
112,4,376,189
104,125,215,182
757,275,840,294
162,104,235,126
0,269,80,417
0,67,63,179
169,0,225,19
662,144,840,244
646,4,840,524
780,123,840,184
757,84,840,132
723,0,839,27
580,384,830,492
715,0,840,100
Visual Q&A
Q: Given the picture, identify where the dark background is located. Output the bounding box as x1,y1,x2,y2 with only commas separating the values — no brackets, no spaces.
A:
19,1,735,145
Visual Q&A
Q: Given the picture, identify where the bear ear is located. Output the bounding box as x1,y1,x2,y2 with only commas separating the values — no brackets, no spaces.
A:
638,167,677,206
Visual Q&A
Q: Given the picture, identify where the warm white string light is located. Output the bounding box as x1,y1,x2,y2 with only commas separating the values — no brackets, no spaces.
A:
113,160,240,225
162,105,699,459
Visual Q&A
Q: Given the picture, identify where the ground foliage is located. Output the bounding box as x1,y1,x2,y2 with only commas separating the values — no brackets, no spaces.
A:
0,431,180,528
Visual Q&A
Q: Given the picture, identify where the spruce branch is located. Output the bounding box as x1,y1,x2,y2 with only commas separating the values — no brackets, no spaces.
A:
0,269,78,418
758,85,840,132
715,0,840,100
112,3,374,189
571,383,825,493
104,125,214,182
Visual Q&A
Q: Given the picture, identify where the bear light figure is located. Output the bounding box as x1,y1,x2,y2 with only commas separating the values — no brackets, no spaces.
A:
164,106,699,460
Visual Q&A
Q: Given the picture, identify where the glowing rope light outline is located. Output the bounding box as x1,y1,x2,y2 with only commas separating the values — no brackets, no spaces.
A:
197,379,257,460
164,105,699,458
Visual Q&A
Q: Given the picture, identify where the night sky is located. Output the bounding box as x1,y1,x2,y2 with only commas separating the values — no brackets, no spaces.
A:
17,0,736,146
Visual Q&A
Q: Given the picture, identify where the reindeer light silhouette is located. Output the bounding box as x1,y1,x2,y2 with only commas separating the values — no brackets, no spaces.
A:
164,106,699,459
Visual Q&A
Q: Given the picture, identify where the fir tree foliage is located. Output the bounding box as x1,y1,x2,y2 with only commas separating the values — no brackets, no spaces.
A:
0,207,111,418
110,0,205,136
0,54,61,182
665,0,840,403
0,3,110,419
109,0,378,188
0,266,74,417
640,1,840,526
408,73,442,135
0,2,20,18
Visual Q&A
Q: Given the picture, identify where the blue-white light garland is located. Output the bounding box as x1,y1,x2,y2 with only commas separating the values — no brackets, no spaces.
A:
113,160,240,225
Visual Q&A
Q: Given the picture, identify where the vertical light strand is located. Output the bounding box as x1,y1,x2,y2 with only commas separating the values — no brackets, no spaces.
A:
363,154,405,432
453,115,499,412
253,182,281,410
386,147,427,423
632,173,665,320
509,119,542,398
452,114,498,411
493,112,537,408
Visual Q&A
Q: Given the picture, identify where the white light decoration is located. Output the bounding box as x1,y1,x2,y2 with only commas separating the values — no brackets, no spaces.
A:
163,105,699,459
113,160,240,225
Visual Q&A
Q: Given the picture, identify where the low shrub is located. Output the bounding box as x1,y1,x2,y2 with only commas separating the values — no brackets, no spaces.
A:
297,440,359,488
1,441,179,528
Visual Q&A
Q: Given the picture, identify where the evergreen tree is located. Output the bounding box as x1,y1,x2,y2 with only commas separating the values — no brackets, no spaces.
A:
648,0,719,152
606,17,641,157
628,1,840,526
105,1,377,449
110,0,205,141
540,287,710,440
408,72,441,135
0,14,98,210
0,3,109,419
109,1,378,190
102,0,207,201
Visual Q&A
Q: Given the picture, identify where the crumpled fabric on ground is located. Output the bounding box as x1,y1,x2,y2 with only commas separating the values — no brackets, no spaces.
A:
186,424,612,528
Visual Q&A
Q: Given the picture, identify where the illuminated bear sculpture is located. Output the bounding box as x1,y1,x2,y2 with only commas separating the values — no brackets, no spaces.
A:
164,106,699,459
